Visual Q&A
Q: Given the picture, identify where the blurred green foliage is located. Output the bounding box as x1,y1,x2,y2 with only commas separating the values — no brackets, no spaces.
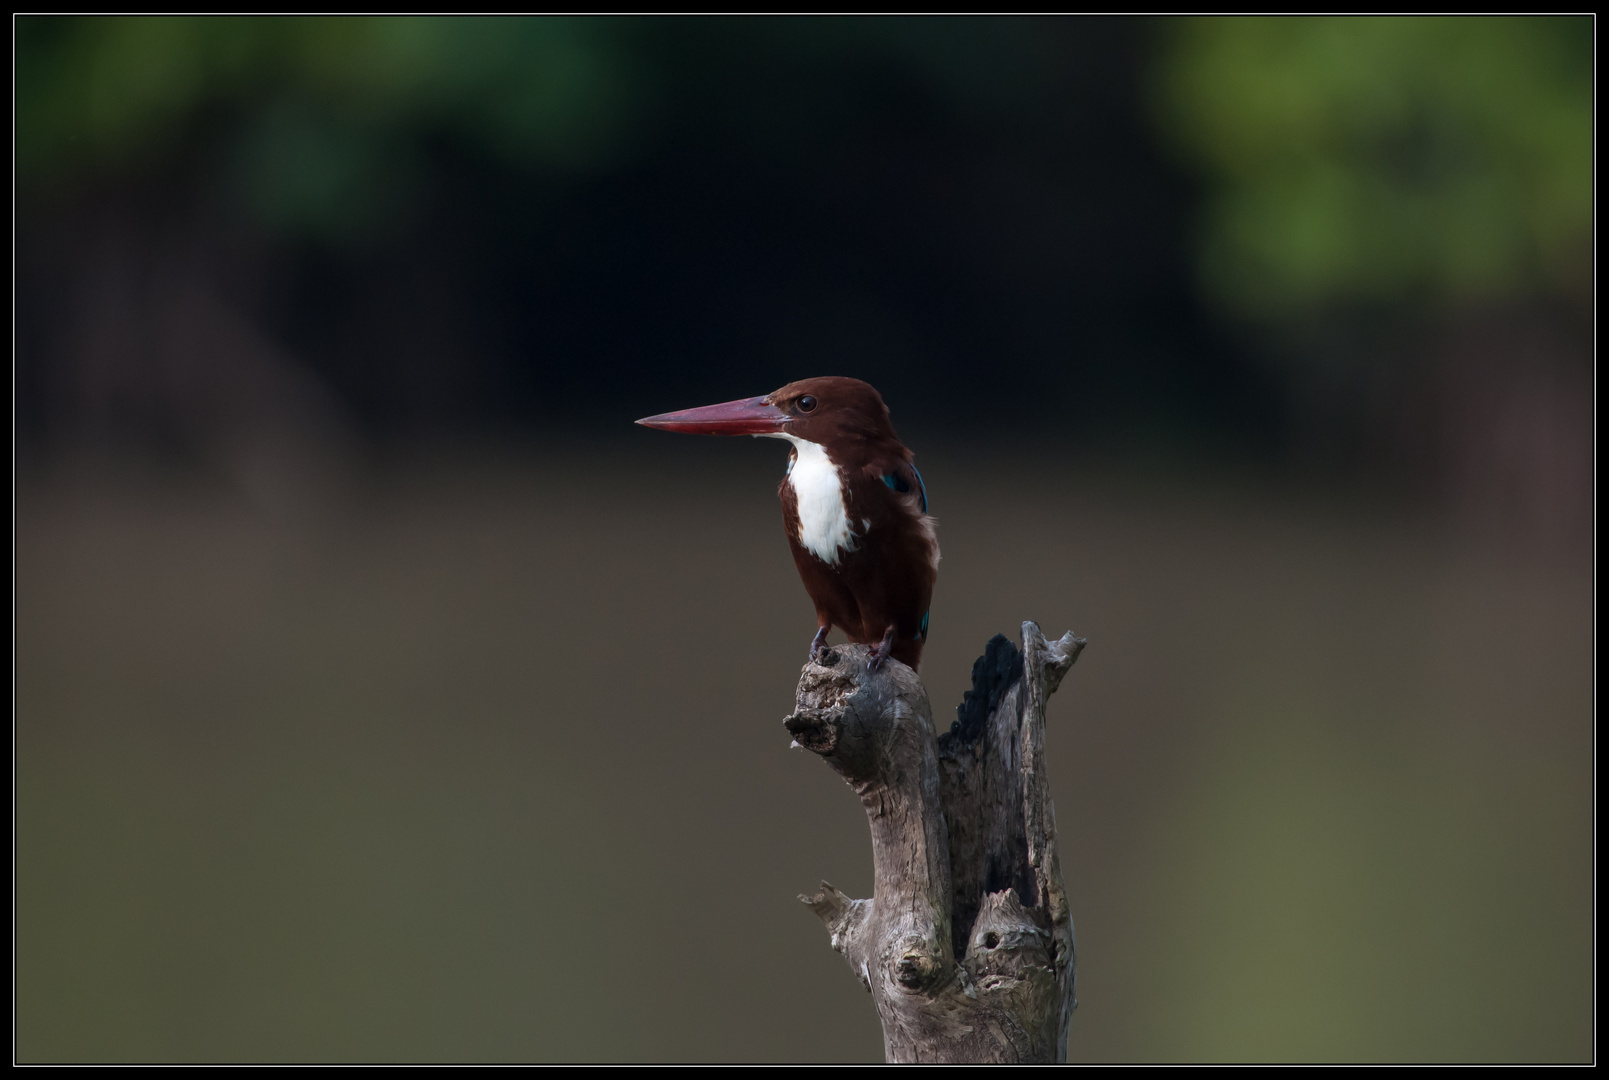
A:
16,16,643,240
1156,17,1593,318
22,17,1592,309
16,16,1054,246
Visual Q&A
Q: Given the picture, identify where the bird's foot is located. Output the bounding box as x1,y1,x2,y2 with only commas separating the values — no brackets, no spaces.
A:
867,625,896,672
808,626,831,664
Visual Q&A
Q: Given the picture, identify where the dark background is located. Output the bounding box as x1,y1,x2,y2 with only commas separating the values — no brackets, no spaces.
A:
15,17,1593,1062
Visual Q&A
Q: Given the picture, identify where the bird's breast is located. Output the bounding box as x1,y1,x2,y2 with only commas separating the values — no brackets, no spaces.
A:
775,435,856,565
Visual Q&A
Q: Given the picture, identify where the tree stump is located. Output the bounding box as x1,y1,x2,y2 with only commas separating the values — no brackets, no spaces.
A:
786,621,1085,1063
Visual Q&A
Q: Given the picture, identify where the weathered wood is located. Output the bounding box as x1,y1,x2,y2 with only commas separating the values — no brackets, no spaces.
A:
787,621,1084,1063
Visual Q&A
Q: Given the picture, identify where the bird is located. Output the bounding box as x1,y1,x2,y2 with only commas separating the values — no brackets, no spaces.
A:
637,376,939,671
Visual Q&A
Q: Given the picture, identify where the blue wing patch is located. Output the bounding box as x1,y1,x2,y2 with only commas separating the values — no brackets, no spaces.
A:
882,466,929,514
911,465,928,513
919,610,930,640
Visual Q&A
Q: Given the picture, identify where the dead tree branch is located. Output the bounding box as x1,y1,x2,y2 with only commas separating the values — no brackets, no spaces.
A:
787,622,1084,1063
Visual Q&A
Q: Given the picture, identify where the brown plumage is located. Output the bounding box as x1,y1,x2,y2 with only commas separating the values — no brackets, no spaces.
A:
768,377,938,669
637,376,939,671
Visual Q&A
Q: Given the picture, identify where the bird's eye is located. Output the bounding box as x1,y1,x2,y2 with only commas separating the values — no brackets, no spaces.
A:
797,395,818,413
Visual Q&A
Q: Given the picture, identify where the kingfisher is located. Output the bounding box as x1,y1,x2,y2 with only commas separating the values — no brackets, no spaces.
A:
637,376,939,671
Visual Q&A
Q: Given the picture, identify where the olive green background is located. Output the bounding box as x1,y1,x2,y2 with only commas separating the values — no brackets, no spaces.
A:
18,440,1592,1061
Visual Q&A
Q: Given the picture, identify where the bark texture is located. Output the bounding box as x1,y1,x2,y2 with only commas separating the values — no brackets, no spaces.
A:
787,621,1084,1063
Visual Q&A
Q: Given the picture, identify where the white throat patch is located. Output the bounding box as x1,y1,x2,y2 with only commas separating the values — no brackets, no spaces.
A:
765,433,856,564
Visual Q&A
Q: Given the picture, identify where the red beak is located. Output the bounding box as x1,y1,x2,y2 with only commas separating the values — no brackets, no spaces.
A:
635,395,792,435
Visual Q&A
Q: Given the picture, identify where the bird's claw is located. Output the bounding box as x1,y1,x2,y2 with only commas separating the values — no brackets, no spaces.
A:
867,625,896,672
808,626,831,664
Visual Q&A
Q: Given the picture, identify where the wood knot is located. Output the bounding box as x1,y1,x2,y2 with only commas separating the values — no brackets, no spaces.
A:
784,707,840,754
895,950,940,990
892,937,945,991
964,889,1055,987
